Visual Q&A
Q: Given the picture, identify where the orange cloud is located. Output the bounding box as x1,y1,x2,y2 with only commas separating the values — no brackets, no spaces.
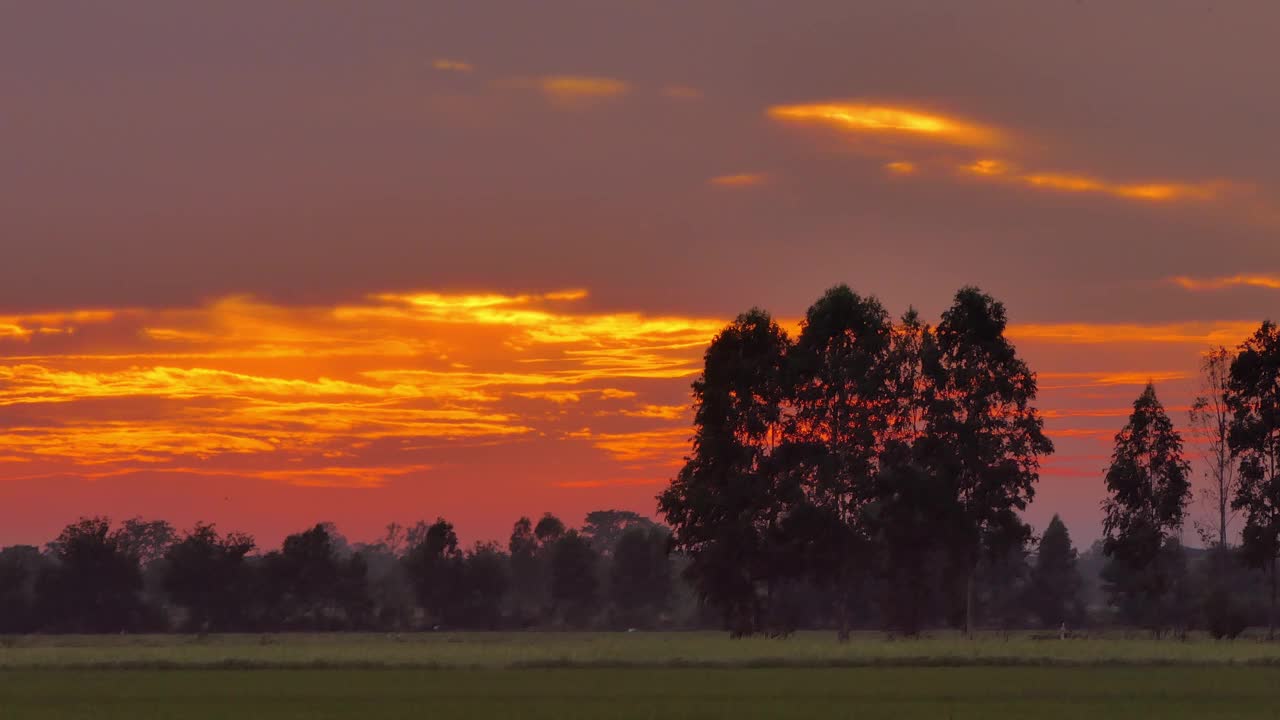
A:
709,173,768,188
958,159,1223,205
516,75,629,108
768,102,1002,147
0,290,718,486
1007,321,1256,346
1169,273,1280,291
884,161,916,176
432,58,474,73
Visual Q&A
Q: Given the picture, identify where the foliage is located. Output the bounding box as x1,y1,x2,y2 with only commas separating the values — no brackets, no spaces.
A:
1026,515,1085,628
1226,320,1280,636
1101,383,1191,631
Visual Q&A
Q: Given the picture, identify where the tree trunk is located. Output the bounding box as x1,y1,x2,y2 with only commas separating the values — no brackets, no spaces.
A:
1270,557,1277,642
965,565,976,637
837,584,851,642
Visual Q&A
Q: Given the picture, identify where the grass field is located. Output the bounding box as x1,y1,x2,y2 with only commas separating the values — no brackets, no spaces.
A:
3,631,1280,669
2,666,1280,719
4,633,1280,718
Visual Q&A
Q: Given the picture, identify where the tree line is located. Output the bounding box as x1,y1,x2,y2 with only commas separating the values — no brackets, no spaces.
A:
0,288,1276,638
659,286,1280,639
0,510,679,633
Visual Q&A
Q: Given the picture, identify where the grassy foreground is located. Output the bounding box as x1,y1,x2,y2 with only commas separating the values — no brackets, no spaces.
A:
2,666,1280,719
3,631,1280,669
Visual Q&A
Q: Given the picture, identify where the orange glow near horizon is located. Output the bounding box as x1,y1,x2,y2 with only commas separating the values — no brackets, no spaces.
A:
0,289,1261,546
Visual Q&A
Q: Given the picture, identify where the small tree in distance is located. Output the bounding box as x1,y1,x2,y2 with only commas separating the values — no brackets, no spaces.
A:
1027,515,1084,629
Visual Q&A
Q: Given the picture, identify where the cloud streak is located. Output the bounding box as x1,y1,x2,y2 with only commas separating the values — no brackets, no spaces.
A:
1170,274,1280,291
768,102,1002,147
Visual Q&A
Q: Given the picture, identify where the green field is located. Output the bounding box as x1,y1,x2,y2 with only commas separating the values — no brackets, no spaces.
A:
3,631,1280,669
4,633,1280,718
2,667,1280,719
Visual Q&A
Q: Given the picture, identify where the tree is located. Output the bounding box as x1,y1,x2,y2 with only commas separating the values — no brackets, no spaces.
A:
403,518,463,627
114,517,177,567
1227,321,1280,638
0,545,45,633
457,542,510,629
37,517,149,632
608,525,672,627
658,309,794,636
507,516,545,625
267,523,343,628
924,287,1054,634
1191,346,1240,550
787,285,896,640
534,513,566,546
581,510,654,555
161,523,255,631
1027,515,1084,629
867,457,959,635
1101,383,1191,631
549,530,599,626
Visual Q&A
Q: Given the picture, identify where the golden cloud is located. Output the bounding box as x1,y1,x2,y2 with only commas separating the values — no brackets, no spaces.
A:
884,161,916,176
709,173,768,188
432,58,474,73
767,102,1002,147
515,75,629,108
0,288,1255,499
1007,321,1256,346
1169,274,1280,291
0,290,717,485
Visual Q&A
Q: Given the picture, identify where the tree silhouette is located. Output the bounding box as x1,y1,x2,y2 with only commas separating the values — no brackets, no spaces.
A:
1101,383,1191,632
659,309,794,636
608,525,672,628
403,518,463,627
788,286,895,640
1027,515,1084,628
161,523,255,631
1227,321,1280,638
1191,347,1240,550
37,517,148,632
924,287,1053,634
549,530,599,626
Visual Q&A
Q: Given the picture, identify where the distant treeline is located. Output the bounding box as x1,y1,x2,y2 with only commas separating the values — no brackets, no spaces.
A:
1,287,1277,639
0,508,1276,636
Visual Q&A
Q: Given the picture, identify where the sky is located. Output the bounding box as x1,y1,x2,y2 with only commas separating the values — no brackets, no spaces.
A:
2,1,1278,549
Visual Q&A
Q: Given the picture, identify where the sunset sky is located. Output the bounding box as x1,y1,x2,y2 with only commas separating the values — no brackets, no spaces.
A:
3,2,1278,549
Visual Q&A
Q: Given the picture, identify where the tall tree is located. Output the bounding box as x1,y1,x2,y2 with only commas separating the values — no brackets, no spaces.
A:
659,309,794,636
925,287,1053,634
1101,383,1191,631
37,517,148,632
549,529,599,626
0,545,45,633
161,523,255,631
581,510,654,555
788,285,896,640
1227,321,1280,638
1026,515,1084,629
114,517,177,567
403,518,463,627
457,542,510,629
1191,346,1240,549
608,525,672,628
